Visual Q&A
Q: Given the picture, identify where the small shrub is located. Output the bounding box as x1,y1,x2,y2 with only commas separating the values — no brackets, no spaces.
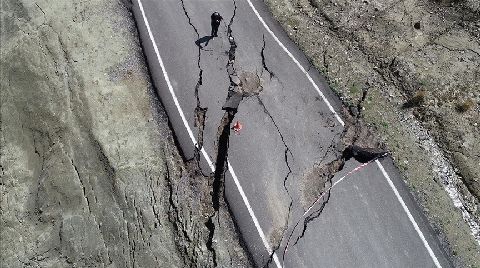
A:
349,84,360,95
403,90,426,108
455,99,475,113
418,79,429,86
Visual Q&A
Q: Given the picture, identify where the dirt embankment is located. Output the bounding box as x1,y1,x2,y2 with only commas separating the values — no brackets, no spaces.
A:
0,0,250,267
263,0,479,266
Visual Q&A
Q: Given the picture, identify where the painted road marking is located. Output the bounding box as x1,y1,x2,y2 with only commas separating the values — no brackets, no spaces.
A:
244,0,344,127
377,160,442,268
244,0,442,266
136,0,214,171
135,1,283,267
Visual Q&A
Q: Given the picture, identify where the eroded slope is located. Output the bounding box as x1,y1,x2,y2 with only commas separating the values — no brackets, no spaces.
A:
0,0,250,267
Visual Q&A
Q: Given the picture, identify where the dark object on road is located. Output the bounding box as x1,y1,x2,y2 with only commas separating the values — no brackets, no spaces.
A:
342,145,387,163
211,12,223,37
414,21,421,29
222,90,243,111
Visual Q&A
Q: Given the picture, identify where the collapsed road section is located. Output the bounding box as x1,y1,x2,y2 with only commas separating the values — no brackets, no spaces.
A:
131,0,454,266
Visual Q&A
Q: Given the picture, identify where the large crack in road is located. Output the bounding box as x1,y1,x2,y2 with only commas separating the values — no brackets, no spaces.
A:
255,96,295,268
276,88,387,266
179,0,225,264
206,1,239,266
256,40,294,232
260,34,275,79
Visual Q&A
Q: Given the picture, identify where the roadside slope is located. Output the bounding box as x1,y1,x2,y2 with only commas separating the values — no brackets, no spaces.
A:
0,0,250,267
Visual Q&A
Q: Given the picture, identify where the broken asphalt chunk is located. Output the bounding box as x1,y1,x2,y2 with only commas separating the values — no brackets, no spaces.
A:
222,90,243,111
230,75,241,86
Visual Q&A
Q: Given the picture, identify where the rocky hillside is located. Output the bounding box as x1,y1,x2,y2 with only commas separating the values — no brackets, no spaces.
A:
263,0,480,266
0,0,250,267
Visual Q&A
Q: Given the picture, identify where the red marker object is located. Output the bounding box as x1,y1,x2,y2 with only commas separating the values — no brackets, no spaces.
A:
232,121,242,133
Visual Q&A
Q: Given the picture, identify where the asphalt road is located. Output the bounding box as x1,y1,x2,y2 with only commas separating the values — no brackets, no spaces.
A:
131,0,453,267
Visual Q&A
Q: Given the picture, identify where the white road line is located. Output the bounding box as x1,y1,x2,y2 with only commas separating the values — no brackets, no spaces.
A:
376,160,442,268
244,0,344,127
136,0,214,171
135,1,282,267
245,0,443,266
227,162,283,267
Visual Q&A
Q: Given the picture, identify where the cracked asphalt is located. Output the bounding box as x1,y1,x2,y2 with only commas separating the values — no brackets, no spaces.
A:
132,0,454,266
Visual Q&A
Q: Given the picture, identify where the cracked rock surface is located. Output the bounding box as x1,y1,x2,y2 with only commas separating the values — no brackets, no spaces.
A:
0,0,251,267
264,0,480,266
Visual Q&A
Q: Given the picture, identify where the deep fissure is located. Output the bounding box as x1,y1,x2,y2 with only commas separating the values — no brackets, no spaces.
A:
205,1,238,267
179,0,220,264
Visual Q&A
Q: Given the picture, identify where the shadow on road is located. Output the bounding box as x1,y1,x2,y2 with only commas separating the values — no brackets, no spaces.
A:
195,35,213,48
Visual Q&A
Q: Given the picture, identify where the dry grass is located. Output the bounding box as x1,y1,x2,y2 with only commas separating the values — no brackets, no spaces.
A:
455,99,475,113
403,90,426,108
